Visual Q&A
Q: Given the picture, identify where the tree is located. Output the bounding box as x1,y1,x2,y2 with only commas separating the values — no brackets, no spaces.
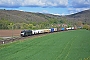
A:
22,23,29,29
28,24,33,29
8,23,14,29
88,25,90,30
14,23,22,29
0,20,11,29
83,24,90,30
76,21,83,27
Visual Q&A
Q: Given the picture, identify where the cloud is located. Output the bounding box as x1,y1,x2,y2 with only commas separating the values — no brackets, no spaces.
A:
68,8,90,14
51,13,60,16
70,0,90,8
0,0,22,8
67,0,90,14
0,0,68,8
41,10,49,13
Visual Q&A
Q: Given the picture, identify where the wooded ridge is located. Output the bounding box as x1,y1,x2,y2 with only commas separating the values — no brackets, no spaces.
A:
0,9,90,29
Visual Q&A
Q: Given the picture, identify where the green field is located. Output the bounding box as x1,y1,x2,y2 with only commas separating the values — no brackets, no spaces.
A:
0,29,90,60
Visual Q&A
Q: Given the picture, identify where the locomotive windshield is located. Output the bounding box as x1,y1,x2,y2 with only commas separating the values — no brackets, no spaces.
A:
21,30,26,33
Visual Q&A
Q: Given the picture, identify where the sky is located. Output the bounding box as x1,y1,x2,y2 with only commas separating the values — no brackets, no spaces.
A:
0,0,90,15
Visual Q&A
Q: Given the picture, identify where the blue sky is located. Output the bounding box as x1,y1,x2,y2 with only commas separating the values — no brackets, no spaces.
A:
0,0,90,15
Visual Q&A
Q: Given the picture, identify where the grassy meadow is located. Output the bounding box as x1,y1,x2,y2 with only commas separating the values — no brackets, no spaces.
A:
0,29,90,60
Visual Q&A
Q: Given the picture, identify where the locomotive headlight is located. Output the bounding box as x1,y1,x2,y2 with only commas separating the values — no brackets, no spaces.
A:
21,33,24,35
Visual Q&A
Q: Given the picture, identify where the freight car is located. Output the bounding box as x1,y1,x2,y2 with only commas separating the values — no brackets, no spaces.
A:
66,27,76,30
32,30,39,35
43,29,51,33
32,30,44,35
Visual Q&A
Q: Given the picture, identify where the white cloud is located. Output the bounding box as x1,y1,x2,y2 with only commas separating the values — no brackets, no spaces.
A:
41,10,49,13
0,0,68,8
68,8,90,14
22,0,68,7
0,0,22,8
52,13,69,16
71,0,90,8
53,13,60,16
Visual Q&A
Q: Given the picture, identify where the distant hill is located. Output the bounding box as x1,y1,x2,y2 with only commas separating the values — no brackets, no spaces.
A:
65,9,90,24
0,9,90,25
0,10,48,23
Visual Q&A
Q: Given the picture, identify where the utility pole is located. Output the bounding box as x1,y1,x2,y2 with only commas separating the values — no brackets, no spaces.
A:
12,23,14,42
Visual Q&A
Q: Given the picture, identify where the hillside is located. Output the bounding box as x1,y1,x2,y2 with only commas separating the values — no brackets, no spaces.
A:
0,10,63,23
65,9,90,24
0,10,47,23
0,9,90,29
0,9,65,29
0,9,90,24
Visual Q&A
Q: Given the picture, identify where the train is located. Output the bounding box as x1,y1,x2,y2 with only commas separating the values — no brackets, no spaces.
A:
20,27,77,37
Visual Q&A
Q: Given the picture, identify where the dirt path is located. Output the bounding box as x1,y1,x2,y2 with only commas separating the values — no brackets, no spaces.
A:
0,30,22,37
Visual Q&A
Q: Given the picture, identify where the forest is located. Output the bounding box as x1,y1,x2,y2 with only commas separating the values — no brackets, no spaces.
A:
0,18,69,30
